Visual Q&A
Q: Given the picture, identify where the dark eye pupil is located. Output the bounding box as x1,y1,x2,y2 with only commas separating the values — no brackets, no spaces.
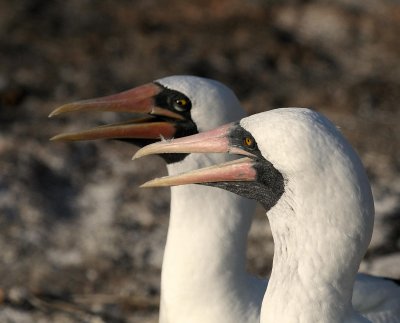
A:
244,136,256,149
176,99,186,106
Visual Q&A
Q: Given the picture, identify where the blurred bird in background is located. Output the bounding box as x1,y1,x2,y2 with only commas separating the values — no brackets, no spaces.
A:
0,1,399,322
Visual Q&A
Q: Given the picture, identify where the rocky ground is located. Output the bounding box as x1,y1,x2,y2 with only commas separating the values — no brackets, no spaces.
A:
0,0,399,322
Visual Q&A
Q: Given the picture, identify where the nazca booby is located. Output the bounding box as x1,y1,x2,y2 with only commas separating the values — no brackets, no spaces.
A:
50,76,263,323
136,108,400,323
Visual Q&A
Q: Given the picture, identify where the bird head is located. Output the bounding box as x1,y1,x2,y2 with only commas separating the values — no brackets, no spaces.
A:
49,75,245,163
135,108,374,238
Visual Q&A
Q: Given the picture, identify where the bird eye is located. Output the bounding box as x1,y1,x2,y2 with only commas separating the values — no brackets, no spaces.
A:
173,98,189,111
244,136,255,148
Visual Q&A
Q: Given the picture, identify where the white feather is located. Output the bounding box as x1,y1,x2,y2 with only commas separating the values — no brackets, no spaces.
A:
150,78,400,323
239,108,400,323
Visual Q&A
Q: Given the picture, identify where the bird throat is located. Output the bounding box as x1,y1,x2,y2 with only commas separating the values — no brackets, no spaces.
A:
204,158,285,212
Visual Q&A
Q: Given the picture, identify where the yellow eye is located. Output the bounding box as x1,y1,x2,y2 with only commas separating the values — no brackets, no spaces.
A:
174,98,188,111
176,99,187,106
244,137,254,147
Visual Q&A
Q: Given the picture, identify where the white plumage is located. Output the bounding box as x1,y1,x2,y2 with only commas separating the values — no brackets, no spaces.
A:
52,78,400,323
136,107,400,323
155,77,264,323
245,109,400,323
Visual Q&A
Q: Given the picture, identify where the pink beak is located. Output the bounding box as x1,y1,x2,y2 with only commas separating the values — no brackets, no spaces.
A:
140,157,257,188
134,122,259,187
49,83,183,142
133,122,256,159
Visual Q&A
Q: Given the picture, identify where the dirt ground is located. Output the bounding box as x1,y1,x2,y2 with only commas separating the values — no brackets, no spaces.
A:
0,0,399,322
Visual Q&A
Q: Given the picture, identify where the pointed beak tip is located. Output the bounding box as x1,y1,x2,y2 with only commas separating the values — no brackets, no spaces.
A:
48,107,63,118
132,150,147,160
139,181,154,188
132,144,159,159
49,134,71,142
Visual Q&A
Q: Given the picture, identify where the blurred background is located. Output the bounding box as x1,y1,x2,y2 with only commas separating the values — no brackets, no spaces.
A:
0,0,399,322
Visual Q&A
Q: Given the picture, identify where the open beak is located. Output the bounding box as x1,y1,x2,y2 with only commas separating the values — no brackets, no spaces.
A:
49,83,185,142
134,122,258,187
133,122,256,159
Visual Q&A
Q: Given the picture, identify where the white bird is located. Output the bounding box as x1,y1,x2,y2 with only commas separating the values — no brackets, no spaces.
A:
50,76,264,323
136,108,400,323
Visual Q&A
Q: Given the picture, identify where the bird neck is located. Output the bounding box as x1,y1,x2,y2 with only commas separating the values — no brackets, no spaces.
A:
161,154,262,322
166,183,253,272
165,154,255,272
261,175,374,323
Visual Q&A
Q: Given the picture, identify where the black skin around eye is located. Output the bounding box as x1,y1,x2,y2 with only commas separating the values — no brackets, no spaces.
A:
145,83,198,164
204,123,285,211
153,83,192,117
244,137,256,148
228,123,263,159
